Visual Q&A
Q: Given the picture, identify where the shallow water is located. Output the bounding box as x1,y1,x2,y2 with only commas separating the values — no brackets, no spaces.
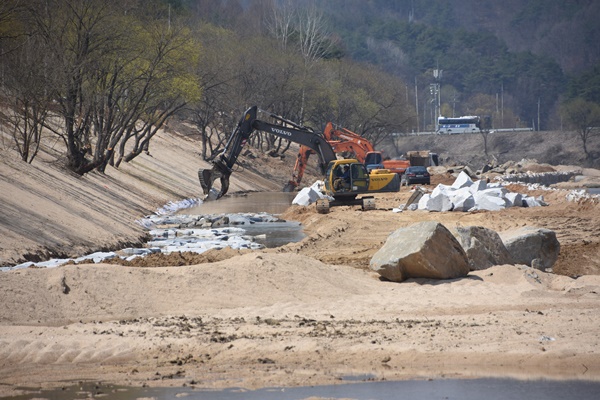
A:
9,378,600,400
177,192,304,248
588,187,600,195
184,192,298,215
178,192,304,248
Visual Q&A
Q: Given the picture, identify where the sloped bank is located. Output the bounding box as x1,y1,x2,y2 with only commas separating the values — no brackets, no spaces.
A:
0,129,284,267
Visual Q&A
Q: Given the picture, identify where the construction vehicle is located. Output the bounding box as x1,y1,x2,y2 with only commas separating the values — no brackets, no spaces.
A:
315,158,400,214
407,150,438,167
198,106,400,212
283,122,410,192
198,106,335,200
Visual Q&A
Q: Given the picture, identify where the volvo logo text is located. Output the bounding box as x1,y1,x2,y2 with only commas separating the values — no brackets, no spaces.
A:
272,128,292,136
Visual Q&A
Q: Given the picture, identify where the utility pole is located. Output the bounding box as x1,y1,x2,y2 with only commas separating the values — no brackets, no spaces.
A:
415,77,419,132
452,90,459,117
432,68,442,132
538,97,540,131
501,83,504,128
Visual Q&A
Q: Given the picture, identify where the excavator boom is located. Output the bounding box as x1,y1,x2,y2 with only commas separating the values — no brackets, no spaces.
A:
199,106,336,199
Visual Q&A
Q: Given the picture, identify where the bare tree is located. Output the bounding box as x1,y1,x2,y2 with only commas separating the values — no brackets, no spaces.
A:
465,93,496,157
295,3,332,124
265,0,295,51
562,98,600,160
296,3,332,67
16,0,199,174
0,24,50,163
28,0,130,173
107,23,200,169
0,0,25,55
0,98,47,163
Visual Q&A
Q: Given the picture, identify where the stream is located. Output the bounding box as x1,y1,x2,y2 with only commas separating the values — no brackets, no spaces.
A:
1,192,304,271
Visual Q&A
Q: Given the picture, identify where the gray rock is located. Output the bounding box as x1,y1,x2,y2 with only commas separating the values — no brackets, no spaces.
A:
499,227,560,270
454,226,514,270
450,187,476,211
451,171,474,189
472,191,507,211
211,216,230,227
370,221,470,282
469,179,488,193
427,188,454,212
504,192,523,207
463,165,478,179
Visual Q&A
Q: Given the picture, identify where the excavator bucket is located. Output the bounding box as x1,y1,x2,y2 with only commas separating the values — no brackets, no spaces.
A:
198,161,230,199
282,181,297,192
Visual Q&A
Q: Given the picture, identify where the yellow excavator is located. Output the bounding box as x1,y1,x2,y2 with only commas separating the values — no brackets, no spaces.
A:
198,106,400,213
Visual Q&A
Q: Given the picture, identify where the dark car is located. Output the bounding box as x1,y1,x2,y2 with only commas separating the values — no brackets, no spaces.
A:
401,166,430,185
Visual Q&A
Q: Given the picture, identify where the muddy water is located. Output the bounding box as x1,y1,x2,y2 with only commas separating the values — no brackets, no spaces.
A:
184,192,297,215
9,378,600,400
588,188,600,195
179,192,304,248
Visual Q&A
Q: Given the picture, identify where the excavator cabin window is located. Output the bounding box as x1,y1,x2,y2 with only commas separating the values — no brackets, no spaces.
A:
333,165,351,191
350,164,368,191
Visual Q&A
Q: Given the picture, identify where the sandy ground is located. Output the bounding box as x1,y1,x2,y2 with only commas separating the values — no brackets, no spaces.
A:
1,128,600,396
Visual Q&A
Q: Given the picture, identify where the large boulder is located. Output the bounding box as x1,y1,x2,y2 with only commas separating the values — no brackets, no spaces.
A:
454,226,514,270
472,191,507,211
370,221,470,282
449,186,476,211
499,227,560,270
451,171,474,189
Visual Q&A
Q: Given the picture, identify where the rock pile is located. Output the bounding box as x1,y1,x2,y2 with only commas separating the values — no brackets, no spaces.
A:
370,221,470,282
406,171,548,212
370,221,560,282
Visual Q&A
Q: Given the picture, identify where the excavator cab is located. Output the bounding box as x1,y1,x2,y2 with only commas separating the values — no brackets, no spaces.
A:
324,160,370,196
317,159,400,214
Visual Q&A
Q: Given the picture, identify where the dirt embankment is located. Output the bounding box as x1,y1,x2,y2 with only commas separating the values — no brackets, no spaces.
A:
0,129,287,266
393,130,600,169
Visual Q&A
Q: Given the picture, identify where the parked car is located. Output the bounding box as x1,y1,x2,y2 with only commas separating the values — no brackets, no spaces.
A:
401,166,430,185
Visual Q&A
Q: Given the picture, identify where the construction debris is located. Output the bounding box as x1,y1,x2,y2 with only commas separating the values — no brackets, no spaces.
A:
402,171,548,212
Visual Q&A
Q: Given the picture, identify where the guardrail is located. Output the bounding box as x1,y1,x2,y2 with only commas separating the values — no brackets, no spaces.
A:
395,127,534,137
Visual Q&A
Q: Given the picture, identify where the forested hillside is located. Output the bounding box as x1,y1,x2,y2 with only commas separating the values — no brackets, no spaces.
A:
1,0,599,176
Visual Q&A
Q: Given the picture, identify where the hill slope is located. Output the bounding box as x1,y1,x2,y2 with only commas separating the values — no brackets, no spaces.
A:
391,130,599,169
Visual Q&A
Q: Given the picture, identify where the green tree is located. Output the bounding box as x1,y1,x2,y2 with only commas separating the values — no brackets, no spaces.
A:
29,0,133,173
18,0,200,174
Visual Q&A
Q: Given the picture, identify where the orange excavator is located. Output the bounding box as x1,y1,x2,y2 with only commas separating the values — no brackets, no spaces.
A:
283,122,410,192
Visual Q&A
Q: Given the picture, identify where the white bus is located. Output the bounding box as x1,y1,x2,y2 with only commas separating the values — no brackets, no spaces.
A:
437,116,481,134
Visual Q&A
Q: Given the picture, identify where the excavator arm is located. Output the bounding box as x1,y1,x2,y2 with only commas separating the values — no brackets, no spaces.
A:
198,106,336,199
283,145,314,192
